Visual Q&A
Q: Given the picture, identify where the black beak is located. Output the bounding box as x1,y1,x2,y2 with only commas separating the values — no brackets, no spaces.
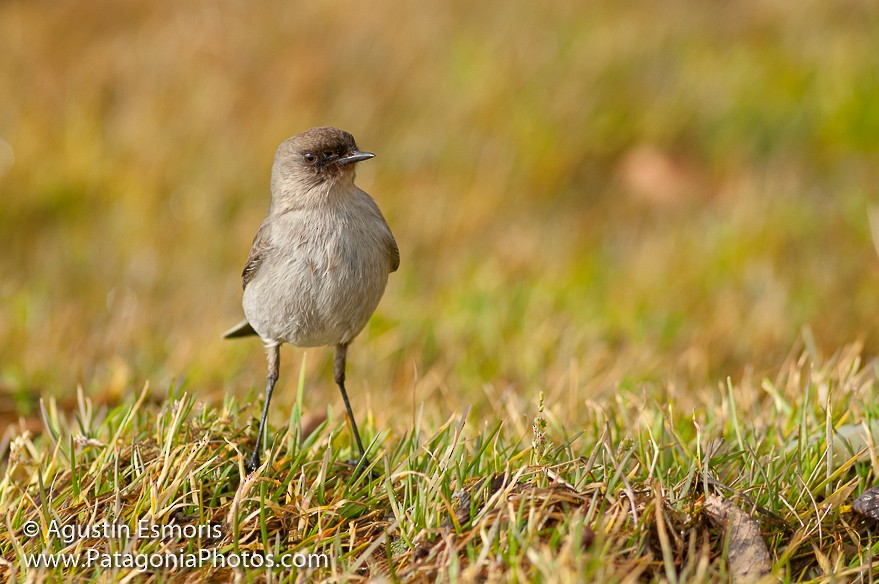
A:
336,150,375,166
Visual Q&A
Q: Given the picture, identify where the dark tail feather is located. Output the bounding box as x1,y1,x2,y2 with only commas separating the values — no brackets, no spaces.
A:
222,319,258,339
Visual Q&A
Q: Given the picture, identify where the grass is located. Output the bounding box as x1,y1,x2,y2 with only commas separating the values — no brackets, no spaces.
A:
2,342,879,581
2,0,879,581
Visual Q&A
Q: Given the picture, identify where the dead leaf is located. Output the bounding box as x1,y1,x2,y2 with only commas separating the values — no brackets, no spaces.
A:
852,487,879,520
617,145,705,205
704,495,771,582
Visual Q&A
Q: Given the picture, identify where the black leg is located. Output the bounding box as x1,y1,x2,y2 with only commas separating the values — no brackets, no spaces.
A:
334,344,368,460
246,343,280,473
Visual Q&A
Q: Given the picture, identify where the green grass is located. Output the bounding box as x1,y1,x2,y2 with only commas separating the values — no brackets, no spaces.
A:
2,343,878,581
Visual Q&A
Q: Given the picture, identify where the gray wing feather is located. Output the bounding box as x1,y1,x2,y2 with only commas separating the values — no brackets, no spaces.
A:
388,235,400,273
242,220,272,289
223,220,272,340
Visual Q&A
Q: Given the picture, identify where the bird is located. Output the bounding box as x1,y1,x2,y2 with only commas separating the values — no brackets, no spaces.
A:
223,127,399,473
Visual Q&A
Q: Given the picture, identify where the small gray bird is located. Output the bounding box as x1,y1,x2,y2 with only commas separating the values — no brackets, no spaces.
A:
223,127,399,473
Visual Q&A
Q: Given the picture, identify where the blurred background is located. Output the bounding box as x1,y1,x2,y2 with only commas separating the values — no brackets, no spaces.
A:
1,0,878,433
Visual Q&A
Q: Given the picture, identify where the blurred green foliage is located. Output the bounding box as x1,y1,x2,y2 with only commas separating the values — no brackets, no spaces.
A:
1,0,878,427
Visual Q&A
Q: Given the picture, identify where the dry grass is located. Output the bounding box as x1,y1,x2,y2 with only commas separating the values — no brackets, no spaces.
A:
2,344,879,581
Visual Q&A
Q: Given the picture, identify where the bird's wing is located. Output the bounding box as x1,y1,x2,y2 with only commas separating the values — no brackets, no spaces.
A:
223,221,272,340
388,234,400,273
360,189,399,273
242,220,272,289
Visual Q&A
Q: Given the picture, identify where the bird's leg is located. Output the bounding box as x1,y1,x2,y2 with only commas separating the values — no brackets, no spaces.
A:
334,344,370,468
246,342,280,473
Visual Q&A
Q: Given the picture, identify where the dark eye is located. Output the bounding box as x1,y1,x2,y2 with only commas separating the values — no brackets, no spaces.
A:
303,152,317,164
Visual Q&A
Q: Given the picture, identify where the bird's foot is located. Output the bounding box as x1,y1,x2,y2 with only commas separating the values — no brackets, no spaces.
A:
245,453,261,474
342,456,380,481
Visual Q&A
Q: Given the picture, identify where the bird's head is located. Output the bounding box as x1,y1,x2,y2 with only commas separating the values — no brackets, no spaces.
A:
270,127,374,208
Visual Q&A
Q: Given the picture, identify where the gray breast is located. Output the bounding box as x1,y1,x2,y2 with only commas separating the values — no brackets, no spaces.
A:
243,202,391,348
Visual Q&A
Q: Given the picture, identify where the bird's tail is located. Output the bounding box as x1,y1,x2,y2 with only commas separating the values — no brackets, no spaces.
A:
222,319,258,339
